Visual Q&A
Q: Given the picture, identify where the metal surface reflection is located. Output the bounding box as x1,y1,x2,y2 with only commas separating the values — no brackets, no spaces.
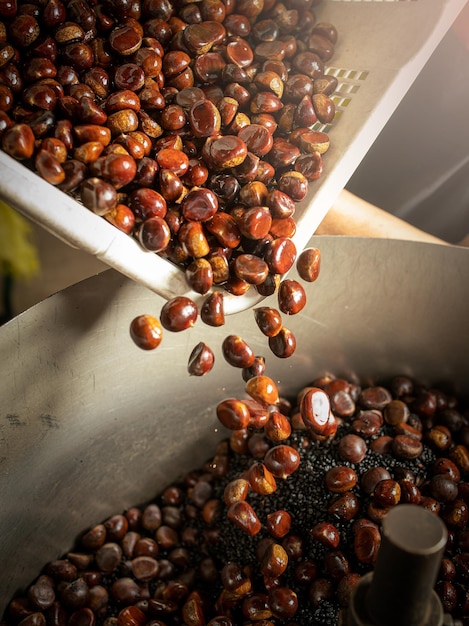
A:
0,236,468,610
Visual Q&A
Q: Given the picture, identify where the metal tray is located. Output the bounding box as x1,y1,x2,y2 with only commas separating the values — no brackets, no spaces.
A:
0,0,467,311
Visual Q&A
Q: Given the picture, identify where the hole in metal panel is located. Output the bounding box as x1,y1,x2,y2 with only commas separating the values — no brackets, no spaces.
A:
312,66,369,133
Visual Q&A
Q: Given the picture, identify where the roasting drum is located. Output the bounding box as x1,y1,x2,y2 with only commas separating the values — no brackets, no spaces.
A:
1,236,469,610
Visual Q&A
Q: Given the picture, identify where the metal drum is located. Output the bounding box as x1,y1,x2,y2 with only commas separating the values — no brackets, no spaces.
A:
1,236,468,611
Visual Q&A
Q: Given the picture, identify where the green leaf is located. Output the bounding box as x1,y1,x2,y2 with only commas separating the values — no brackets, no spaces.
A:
0,200,40,279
